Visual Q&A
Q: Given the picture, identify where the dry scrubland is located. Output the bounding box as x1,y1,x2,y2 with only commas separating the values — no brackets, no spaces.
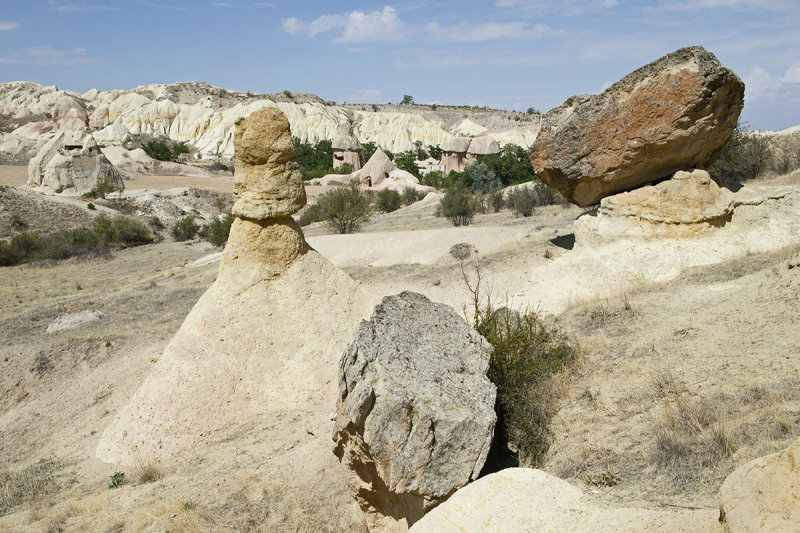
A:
1,165,800,530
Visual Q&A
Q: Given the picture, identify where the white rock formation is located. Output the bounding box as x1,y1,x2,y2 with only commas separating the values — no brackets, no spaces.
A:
1,81,542,162
409,468,715,532
28,119,123,196
310,149,434,193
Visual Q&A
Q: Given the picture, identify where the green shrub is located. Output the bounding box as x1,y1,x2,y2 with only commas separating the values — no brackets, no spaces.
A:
438,182,478,226
87,202,96,210
476,306,579,466
292,138,334,180
507,186,537,217
401,186,420,206
479,144,538,187
314,182,372,234
205,213,235,247
0,216,151,267
172,216,199,241
466,161,501,193
142,140,189,162
298,202,325,227
376,188,402,212
488,189,504,212
394,150,421,179
108,472,125,489
709,122,773,186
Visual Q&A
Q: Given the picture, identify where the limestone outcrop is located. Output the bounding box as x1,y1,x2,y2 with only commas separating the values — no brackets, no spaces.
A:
531,46,744,207
409,468,716,532
719,439,800,532
27,119,123,196
574,169,735,245
96,108,373,529
334,291,496,532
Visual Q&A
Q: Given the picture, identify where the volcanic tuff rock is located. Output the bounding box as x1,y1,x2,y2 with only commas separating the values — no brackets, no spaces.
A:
96,108,372,529
574,169,736,245
0,81,541,161
334,291,496,532
719,439,800,532
531,46,744,207
27,118,123,196
409,468,716,532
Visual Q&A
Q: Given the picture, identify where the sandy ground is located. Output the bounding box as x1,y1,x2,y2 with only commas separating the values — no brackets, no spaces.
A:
0,164,27,187
2,170,800,530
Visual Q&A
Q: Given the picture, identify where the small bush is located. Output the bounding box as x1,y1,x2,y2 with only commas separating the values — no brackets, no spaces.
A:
376,188,402,212
488,189,504,212
172,216,199,241
134,457,162,485
709,122,773,186
314,182,372,234
142,140,190,162
507,186,537,217
298,202,325,227
87,202,96,210
401,186,420,206
205,213,234,247
0,459,63,516
0,216,151,267
108,472,125,489
476,306,579,466
438,183,479,226
466,161,501,193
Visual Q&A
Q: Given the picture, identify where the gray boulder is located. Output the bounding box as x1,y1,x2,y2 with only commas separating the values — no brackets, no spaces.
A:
333,291,497,532
530,46,744,207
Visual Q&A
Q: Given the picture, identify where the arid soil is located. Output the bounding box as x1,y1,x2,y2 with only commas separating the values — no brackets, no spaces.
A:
1,166,799,531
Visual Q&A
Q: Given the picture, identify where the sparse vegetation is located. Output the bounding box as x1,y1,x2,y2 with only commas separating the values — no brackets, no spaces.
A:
205,213,234,247
463,265,580,467
172,216,199,241
376,188,402,213
438,182,479,226
709,121,773,186
142,139,190,162
466,161,501,193
401,186,421,206
312,182,372,234
507,186,537,217
108,471,125,488
133,456,163,485
0,459,63,516
86,202,95,210
0,215,152,266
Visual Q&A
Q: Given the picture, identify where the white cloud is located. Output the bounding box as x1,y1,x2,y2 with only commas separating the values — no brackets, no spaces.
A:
744,66,779,101
210,1,233,6
282,6,408,43
782,62,800,84
0,20,20,30
0,46,96,66
495,0,621,15
656,0,800,12
346,89,382,103
425,21,558,42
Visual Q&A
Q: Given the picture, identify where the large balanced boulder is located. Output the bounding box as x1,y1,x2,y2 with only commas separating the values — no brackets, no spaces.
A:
531,46,744,207
719,439,800,532
96,108,372,530
28,118,123,195
334,291,497,532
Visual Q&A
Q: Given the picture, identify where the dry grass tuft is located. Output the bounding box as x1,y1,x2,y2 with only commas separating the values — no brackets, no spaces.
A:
133,455,163,485
0,459,63,517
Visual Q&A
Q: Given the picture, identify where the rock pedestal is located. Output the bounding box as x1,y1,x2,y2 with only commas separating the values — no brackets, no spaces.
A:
334,292,497,532
531,46,744,207
96,108,371,530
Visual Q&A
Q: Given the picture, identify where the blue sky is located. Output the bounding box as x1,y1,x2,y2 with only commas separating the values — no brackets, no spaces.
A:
1,1,799,130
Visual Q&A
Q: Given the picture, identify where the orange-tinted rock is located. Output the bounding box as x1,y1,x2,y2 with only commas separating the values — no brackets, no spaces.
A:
530,46,744,207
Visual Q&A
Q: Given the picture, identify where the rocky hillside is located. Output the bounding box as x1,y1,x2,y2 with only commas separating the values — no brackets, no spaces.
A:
0,81,542,163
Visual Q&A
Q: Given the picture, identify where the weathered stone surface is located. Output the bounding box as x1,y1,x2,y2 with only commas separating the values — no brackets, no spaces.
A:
574,169,735,245
221,216,308,281
334,291,496,532
410,468,717,532
46,309,104,333
232,108,306,219
719,439,800,532
531,46,744,207
27,119,123,196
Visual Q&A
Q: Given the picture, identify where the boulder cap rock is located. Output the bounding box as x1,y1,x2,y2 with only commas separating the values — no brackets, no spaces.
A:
467,136,500,155
332,134,361,151
334,291,497,531
531,45,745,207
441,136,472,153
232,108,306,219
